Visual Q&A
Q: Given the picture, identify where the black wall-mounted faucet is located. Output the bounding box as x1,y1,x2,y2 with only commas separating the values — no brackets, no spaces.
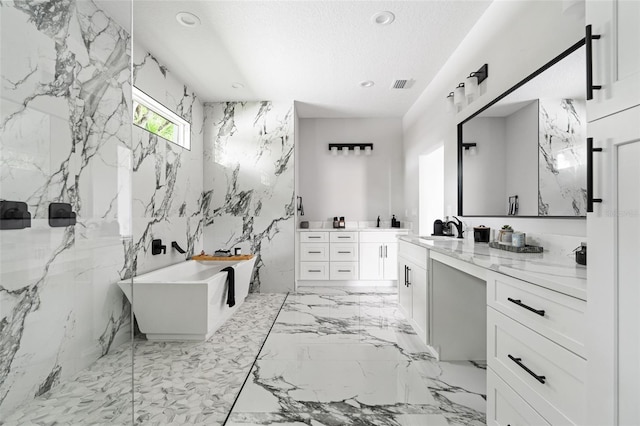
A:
172,241,186,254
152,239,166,255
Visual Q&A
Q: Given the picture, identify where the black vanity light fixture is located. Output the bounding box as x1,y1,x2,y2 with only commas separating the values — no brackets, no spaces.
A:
328,143,373,156
462,142,478,156
447,63,489,110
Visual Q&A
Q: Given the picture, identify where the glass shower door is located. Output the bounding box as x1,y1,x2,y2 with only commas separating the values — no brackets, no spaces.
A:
0,1,134,423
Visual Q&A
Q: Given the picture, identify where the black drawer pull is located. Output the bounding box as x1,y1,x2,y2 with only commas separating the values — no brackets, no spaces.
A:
586,25,602,100
308,269,322,273
507,297,545,317
337,236,350,239
337,251,351,254
338,269,350,273
308,251,322,254
308,236,321,239
508,354,546,384
587,137,603,212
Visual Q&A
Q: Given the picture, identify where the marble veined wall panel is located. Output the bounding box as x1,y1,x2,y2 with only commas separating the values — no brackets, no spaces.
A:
0,1,132,418
203,102,294,293
538,99,587,216
124,43,204,277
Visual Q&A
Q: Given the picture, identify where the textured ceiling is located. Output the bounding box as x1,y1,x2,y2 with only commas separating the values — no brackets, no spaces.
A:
99,1,492,118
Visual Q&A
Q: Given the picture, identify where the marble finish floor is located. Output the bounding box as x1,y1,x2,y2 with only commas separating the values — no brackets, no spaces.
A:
2,293,286,425
228,287,487,426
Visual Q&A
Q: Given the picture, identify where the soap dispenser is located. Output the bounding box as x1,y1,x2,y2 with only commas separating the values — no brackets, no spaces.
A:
333,216,339,228
339,216,345,228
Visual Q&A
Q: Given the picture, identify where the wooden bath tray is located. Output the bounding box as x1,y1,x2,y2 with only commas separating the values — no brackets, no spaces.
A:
191,254,254,261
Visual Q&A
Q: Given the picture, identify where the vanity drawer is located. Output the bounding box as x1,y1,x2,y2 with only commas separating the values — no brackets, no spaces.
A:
398,240,428,269
487,368,550,426
329,243,358,261
359,231,406,243
299,262,329,280
300,232,329,243
329,262,358,280
488,308,586,425
330,232,358,243
487,271,586,358
300,243,329,261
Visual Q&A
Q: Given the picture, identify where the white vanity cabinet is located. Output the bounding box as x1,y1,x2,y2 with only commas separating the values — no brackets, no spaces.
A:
586,0,640,122
397,240,428,344
299,231,330,280
586,105,640,425
486,271,587,426
359,231,406,280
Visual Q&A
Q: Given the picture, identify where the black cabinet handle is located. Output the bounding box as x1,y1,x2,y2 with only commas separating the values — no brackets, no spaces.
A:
586,24,602,100
337,236,350,239
507,297,545,317
308,236,321,239
508,354,546,384
404,265,408,287
587,137,603,212
308,251,322,254
309,269,322,273
338,269,350,273
406,266,411,287
337,251,351,254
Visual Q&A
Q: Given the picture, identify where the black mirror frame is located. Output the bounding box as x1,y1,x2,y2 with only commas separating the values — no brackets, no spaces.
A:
457,38,586,218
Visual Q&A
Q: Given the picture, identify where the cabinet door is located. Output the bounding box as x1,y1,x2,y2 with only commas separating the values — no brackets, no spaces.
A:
382,243,398,280
587,0,640,121
410,262,428,345
397,259,412,319
359,242,382,280
587,105,640,425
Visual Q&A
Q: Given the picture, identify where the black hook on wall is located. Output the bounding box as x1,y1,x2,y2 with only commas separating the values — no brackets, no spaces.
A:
48,203,76,227
0,200,32,230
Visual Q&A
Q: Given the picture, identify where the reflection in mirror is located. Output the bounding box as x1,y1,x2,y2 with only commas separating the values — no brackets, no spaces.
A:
459,41,587,217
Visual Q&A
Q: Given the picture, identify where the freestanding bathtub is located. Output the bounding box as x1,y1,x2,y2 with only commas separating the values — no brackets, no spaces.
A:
117,257,256,341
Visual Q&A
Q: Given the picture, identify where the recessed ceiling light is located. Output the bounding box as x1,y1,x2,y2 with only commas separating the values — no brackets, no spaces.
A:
360,80,375,88
372,11,395,25
231,82,244,89
176,12,201,28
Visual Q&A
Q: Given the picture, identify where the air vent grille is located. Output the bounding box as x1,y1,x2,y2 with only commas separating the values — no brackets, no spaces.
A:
391,79,415,89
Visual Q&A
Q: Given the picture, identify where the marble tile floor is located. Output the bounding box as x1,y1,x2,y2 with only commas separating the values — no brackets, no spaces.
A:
227,287,487,426
1,293,287,426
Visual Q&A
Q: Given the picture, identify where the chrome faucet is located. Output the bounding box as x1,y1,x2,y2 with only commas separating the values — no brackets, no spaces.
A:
446,216,464,239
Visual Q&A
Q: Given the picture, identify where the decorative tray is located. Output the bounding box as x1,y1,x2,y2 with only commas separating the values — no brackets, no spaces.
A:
191,254,254,261
488,242,543,253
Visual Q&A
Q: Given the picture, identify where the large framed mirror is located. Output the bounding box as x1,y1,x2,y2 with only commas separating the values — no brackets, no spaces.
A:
458,39,586,217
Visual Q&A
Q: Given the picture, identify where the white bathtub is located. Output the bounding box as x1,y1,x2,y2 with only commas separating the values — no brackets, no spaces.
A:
117,258,256,341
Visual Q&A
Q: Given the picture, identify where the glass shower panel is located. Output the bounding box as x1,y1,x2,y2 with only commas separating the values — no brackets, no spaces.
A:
0,1,134,423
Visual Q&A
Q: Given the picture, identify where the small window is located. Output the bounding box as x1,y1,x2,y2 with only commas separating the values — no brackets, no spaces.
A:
132,87,191,150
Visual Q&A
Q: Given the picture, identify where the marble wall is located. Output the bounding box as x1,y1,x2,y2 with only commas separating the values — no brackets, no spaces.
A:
127,43,204,276
538,99,587,216
0,1,132,418
203,102,295,293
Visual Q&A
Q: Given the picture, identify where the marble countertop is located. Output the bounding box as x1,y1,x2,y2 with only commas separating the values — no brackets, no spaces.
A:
400,235,587,301
297,227,410,232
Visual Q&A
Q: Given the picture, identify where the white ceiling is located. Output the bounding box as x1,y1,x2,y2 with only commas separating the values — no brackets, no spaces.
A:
99,0,492,118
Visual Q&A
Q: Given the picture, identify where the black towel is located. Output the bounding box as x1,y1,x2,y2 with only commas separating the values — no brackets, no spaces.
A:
221,266,235,307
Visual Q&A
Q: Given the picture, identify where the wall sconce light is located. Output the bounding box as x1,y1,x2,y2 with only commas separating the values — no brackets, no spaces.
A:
446,92,455,112
465,64,488,98
462,142,478,156
328,143,374,156
453,83,466,107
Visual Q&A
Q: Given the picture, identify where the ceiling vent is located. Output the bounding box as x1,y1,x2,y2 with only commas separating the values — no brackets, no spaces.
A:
391,79,415,89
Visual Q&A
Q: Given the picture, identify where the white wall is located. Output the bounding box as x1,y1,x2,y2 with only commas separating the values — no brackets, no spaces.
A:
403,0,586,237
298,118,404,224
505,101,539,216
463,117,506,215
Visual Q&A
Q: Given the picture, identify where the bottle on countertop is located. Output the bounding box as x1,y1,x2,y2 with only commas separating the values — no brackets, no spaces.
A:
376,215,381,228
391,215,401,228
339,216,345,228
333,216,339,228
